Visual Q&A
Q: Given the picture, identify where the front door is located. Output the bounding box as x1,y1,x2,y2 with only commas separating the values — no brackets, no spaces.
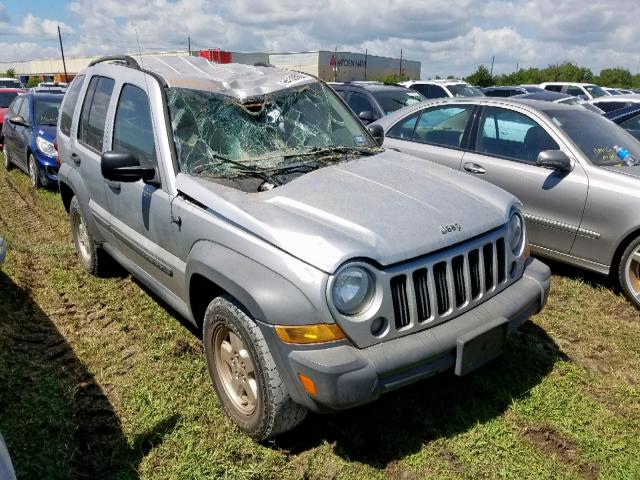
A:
462,105,589,254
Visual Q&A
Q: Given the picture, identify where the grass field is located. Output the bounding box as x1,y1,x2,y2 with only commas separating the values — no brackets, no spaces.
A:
1,156,639,479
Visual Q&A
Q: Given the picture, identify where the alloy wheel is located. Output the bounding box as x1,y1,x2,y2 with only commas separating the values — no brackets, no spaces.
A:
624,247,640,302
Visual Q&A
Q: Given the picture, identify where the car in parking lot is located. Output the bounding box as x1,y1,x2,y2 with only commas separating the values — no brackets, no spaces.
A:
482,86,531,97
400,79,484,99
2,92,63,187
540,82,608,99
373,97,640,308
605,104,640,140
57,55,550,440
330,81,425,124
0,78,24,89
0,88,26,146
587,94,640,114
512,91,605,114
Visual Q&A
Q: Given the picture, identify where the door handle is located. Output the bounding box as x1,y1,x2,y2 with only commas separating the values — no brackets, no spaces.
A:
70,152,81,166
463,162,486,175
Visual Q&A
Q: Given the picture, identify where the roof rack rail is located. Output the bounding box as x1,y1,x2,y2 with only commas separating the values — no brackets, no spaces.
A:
88,55,140,69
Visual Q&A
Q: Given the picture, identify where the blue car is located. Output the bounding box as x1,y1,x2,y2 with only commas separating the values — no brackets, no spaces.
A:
2,92,63,188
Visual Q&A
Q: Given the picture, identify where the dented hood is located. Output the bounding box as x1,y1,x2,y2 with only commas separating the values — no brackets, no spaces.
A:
176,151,517,273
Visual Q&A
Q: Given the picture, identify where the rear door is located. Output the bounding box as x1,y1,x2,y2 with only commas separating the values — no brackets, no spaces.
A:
75,75,116,242
383,104,476,170
461,105,588,254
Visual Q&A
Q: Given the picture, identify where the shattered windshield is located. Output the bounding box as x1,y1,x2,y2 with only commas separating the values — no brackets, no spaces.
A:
167,81,378,184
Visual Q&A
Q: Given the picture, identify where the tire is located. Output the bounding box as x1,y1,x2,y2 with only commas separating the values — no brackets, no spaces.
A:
203,296,307,440
618,236,640,309
3,147,12,171
28,153,40,188
69,196,106,276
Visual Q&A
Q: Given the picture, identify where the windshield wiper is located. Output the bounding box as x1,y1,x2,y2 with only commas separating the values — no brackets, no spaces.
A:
281,145,381,159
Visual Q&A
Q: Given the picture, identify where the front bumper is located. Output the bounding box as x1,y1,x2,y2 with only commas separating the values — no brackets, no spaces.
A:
261,257,550,413
34,151,59,185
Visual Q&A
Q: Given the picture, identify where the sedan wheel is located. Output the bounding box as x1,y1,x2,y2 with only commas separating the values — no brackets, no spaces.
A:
618,237,640,309
28,154,39,188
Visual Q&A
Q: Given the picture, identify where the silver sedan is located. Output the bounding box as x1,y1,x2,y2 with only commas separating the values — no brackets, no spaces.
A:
372,97,640,307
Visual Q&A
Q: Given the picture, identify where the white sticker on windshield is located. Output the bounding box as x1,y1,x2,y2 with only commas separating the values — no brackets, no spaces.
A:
354,135,365,146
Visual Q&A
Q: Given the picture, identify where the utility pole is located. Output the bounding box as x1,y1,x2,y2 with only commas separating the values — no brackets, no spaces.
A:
490,55,495,76
364,48,367,80
58,25,68,82
399,48,403,77
188,36,191,55
334,45,338,82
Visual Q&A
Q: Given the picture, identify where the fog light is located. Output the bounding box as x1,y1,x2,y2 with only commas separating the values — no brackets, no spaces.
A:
298,373,317,396
370,317,388,337
275,323,346,344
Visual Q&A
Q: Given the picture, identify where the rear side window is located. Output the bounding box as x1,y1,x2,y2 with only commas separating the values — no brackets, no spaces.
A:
426,85,447,99
544,85,563,93
60,75,85,136
112,84,157,165
78,76,115,151
566,86,584,97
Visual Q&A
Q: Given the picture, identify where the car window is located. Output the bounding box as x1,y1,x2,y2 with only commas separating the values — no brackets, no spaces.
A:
60,75,85,136
34,97,62,126
408,84,429,97
620,114,640,140
566,86,584,97
112,84,157,165
446,84,483,97
347,92,374,116
426,85,447,99
410,105,474,148
78,76,115,151
476,106,559,164
0,92,19,109
387,112,420,140
584,85,607,98
9,97,22,116
18,97,30,123
594,101,627,113
544,85,563,93
371,89,425,115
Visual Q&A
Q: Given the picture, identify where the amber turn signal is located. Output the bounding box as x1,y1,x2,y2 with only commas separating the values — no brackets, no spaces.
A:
275,323,346,344
298,373,317,396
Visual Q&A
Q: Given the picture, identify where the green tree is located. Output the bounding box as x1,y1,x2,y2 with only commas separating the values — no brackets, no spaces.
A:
542,62,593,82
596,67,633,87
3,68,16,78
374,73,409,85
27,77,40,88
465,65,494,87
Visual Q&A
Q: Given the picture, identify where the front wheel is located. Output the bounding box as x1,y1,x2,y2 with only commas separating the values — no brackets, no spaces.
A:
28,154,40,188
3,147,12,171
203,296,307,440
618,237,640,309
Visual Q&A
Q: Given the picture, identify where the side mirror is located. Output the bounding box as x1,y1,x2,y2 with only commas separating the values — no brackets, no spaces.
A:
367,123,385,147
358,110,376,124
101,151,156,183
8,115,28,128
536,150,573,172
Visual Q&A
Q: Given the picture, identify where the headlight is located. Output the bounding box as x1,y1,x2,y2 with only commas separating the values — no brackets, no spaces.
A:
331,265,375,315
36,136,57,157
508,211,525,257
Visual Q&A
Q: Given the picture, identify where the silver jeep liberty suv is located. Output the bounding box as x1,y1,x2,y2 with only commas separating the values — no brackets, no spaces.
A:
56,55,550,440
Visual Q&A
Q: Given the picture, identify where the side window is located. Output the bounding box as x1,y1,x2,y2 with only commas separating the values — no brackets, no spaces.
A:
347,92,374,116
387,112,419,140
475,107,559,163
78,76,115,151
412,105,474,148
566,86,584,97
409,84,429,97
112,84,157,165
10,97,23,116
18,98,30,123
620,114,640,138
596,102,625,113
427,85,447,99
60,75,85,136
544,85,563,93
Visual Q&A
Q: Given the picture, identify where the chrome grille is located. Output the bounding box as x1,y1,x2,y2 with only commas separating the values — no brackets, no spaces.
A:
389,231,510,333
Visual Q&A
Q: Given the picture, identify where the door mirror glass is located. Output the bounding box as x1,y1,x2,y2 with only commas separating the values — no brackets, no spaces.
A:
8,115,28,128
536,150,573,172
101,151,156,182
367,123,385,146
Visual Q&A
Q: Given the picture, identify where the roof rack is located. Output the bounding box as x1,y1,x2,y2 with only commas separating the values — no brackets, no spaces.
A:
88,55,140,69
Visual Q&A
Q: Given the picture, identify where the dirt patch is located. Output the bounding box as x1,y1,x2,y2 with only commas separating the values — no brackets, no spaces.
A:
173,339,203,357
522,425,599,480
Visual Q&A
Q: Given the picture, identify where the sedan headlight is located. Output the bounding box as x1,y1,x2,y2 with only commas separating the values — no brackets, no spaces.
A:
508,211,525,257
331,265,375,315
36,136,57,157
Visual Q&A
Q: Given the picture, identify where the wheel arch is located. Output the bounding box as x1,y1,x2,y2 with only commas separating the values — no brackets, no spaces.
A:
611,226,640,280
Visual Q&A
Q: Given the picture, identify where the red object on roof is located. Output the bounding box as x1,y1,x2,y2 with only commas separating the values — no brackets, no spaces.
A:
198,50,232,64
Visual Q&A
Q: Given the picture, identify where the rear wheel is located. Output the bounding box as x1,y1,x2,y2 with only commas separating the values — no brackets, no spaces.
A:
69,196,107,276
203,296,307,440
618,236,640,309
28,154,40,188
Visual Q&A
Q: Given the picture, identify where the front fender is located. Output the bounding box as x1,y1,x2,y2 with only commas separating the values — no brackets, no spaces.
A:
186,240,331,325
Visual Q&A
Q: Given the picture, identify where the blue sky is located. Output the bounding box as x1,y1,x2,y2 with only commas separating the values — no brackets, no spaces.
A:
1,0,639,78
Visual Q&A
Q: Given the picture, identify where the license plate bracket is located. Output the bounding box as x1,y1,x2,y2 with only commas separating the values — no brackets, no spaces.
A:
455,317,509,376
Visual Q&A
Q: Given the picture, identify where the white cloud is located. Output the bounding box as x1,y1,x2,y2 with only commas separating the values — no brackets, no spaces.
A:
0,0,639,78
